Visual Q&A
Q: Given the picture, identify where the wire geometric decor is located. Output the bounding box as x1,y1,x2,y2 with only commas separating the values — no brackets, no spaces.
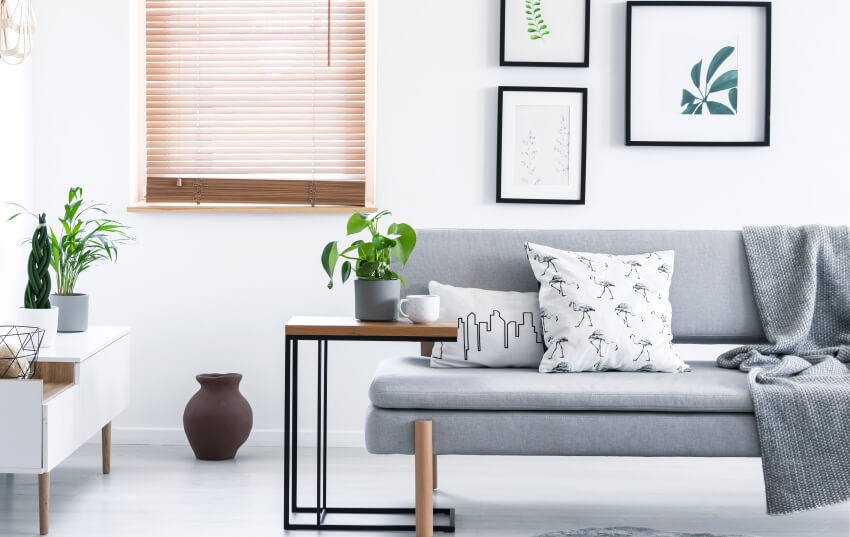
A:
0,325,44,379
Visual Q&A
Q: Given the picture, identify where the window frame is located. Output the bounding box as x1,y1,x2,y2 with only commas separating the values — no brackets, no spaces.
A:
129,0,376,213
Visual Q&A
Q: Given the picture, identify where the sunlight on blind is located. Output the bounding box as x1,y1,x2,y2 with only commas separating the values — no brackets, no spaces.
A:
144,0,366,205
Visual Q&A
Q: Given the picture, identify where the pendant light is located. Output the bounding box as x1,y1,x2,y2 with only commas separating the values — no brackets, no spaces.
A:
0,0,36,65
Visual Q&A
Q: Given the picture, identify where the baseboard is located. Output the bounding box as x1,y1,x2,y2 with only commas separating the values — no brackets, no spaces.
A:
102,427,365,448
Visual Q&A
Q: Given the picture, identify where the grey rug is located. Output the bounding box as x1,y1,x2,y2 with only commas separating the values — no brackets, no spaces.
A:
534,528,753,537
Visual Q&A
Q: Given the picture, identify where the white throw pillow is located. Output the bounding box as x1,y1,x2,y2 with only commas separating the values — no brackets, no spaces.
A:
525,242,689,373
429,281,545,368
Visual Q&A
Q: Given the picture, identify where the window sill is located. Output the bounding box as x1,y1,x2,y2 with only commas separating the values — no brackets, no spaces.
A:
127,202,376,214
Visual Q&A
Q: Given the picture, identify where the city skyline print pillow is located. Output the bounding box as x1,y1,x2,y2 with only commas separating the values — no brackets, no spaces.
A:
429,281,545,368
525,242,689,373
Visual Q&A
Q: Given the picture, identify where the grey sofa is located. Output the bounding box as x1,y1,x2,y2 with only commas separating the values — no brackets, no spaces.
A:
365,230,766,536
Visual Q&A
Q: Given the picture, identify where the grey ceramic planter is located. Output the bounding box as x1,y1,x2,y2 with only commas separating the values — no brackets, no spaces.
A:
50,294,90,333
354,279,400,321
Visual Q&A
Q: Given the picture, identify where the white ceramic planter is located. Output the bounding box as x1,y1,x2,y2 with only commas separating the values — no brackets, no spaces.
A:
15,306,59,348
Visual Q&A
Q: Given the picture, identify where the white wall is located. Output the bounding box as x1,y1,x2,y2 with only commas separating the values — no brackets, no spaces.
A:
0,60,33,321
28,0,850,446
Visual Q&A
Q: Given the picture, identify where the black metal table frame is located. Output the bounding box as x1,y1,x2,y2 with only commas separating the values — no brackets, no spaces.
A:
284,333,456,532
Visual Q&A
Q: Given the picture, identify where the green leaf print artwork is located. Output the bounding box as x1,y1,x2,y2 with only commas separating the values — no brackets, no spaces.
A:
681,46,737,115
525,0,550,40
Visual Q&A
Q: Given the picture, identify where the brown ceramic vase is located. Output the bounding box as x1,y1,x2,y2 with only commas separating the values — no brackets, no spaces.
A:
183,373,253,460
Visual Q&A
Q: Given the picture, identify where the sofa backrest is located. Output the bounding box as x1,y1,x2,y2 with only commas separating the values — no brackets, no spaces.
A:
400,229,765,343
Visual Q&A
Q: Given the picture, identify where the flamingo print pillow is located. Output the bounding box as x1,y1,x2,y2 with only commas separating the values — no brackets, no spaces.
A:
525,242,689,374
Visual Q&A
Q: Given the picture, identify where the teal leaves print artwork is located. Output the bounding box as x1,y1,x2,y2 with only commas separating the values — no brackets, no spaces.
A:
525,0,550,40
681,46,737,115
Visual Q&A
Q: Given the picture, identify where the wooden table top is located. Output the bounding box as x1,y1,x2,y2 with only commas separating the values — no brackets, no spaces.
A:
285,316,458,339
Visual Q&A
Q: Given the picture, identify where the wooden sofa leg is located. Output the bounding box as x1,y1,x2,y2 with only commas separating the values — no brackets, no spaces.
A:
102,422,112,475
38,472,49,535
432,454,438,490
414,420,434,537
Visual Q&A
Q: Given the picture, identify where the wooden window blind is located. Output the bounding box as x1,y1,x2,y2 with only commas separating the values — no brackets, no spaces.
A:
144,0,368,206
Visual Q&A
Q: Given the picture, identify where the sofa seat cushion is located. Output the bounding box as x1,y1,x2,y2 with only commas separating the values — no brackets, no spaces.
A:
369,357,753,413
365,405,759,456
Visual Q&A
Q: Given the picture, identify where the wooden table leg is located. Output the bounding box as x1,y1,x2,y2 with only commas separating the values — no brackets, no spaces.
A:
414,420,433,537
102,422,112,475
432,454,438,490
38,472,49,535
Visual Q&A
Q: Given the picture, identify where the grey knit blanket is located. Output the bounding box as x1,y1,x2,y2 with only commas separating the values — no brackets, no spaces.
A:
717,225,850,515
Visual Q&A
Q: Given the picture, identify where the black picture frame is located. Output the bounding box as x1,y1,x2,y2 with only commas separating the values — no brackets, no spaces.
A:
500,0,591,67
496,86,588,205
625,1,772,146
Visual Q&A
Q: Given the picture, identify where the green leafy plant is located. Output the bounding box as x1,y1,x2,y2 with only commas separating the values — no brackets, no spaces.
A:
9,187,134,296
321,210,416,289
681,46,738,115
525,0,549,40
23,213,52,309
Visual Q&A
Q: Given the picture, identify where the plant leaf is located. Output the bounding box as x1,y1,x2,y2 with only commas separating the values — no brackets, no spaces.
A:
729,87,738,111
341,261,351,283
680,89,698,107
709,70,737,93
706,101,735,115
359,261,379,275
372,234,396,251
706,46,734,84
339,239,364,256
387,222,416,265
695,103,703,115
346,212,370,235
690,60,702,90
321,241,338,287
366,209,391,222
681,102,699,115
357,242,375,260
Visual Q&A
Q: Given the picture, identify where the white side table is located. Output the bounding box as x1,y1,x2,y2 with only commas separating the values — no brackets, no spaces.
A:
0,326,131,534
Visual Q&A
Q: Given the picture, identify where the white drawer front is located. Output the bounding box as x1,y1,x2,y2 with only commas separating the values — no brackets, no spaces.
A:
44,335,130,471
0,380,43,472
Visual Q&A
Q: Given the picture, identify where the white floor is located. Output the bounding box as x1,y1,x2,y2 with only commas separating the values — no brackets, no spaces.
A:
0,445,847,537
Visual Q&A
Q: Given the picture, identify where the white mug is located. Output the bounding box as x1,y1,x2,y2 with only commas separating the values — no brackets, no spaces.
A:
398,295,440,324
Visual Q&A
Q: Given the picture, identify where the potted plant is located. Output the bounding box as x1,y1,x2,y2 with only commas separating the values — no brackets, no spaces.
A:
321,210,416,321
10,187,133,333
15,213,59,347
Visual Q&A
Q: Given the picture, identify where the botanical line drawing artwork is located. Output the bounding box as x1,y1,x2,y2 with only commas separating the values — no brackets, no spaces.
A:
681,45,738,115
513,105,573,188
518,130,540,184
525,0,550,41
553,113,570,183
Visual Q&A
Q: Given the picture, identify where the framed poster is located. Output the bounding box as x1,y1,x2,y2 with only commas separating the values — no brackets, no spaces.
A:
497,87,587,204
500,0,590,67
626,1,771,146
